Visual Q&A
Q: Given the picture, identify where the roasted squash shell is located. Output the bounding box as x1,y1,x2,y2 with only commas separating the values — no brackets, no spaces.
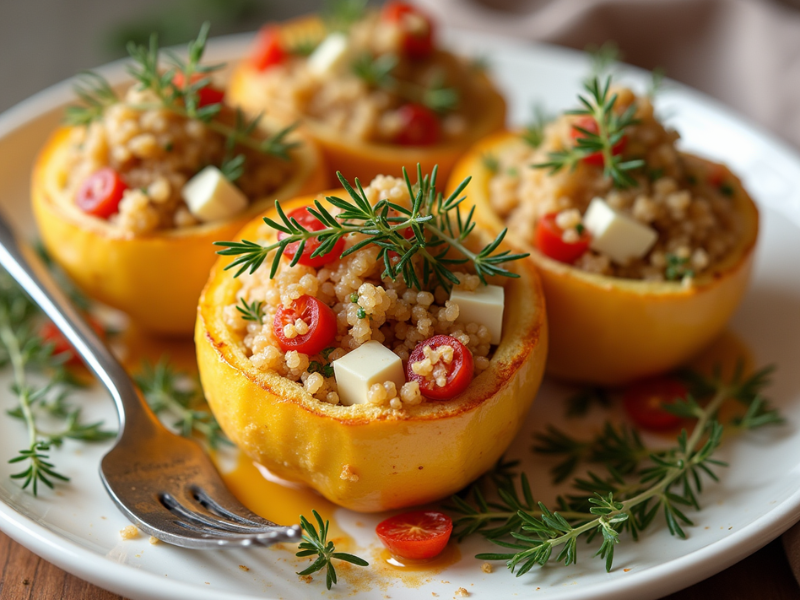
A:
195,192,548,512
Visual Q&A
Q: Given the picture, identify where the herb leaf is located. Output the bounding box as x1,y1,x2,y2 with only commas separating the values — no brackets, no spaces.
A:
296,510,368,589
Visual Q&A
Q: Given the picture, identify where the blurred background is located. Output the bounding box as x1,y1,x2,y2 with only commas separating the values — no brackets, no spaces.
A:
1,0,799,147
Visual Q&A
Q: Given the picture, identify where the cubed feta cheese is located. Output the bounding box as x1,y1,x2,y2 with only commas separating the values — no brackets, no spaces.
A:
308,33,350,76
450,284,505,345
182,166,248,222
583,197,658,264
332,340,405,406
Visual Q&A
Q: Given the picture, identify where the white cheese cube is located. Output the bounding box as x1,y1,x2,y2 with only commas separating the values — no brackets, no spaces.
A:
182,166,248,222
583,197,658,264
450,284,505,345
308,33,350,76
332,340,405,406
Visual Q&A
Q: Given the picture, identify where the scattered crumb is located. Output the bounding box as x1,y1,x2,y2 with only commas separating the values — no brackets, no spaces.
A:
705,526,710,530
455,588,469,597
101,516,107,520
729,526,733,530
623,568,631,572
441,580,450,584
355,521,364,528
149,536,160,545
119,525,139,540
239,565,250,572
299,575,313,583
204,582,210,585
340,464,359,482
432,594,438,598
481,562,493,573
22,579,29,586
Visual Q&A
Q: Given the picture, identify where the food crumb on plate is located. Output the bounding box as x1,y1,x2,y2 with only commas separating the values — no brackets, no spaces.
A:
239,565,250,572
299,575,313,583
340,464,359,482
481,562,493,573
455,587,469,597
148,536,159,545
119,525,139,540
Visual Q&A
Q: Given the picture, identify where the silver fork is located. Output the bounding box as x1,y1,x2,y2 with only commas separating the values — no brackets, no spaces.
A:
0,213,301,549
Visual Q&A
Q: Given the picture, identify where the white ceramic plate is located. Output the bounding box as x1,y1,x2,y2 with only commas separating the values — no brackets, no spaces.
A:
0,30,799,600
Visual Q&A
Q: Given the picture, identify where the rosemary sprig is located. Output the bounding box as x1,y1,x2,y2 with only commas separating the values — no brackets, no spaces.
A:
322,0,368,33
448,364,781,574
533,76,644,188
235,298,265,322
215,166,529,292
66,23,300,168
520,104,553,150
135,359,229,449
352,54,459,113
0,272,115,495
296,510,368,589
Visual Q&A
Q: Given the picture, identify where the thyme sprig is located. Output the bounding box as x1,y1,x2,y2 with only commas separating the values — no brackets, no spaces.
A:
448,364,782,575
0,272,115,495
135,359,230,449
235,298,265,323
296,510,369,589
66,23,299,171
215,166,528,292
352,54,459,113
533,76,644,188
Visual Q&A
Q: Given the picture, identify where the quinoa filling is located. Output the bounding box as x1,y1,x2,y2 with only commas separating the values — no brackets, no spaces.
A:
64,86,296,234
488,87,742,281
225,175,499,409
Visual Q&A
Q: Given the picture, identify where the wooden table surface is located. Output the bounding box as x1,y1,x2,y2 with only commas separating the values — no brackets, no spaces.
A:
0,531,797,599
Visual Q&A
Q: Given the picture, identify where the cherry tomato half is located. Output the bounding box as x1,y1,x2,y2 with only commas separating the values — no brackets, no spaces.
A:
76,168,128,219
376,510,453,560
172,71,225,107
277,206,346,268
406,335,473,401
251,25,286,71
274,295,337,355
570,116,627,167
381,1,435,60
393,104,441,147
40,316,105,366
623,378,689,431
534,212,591,264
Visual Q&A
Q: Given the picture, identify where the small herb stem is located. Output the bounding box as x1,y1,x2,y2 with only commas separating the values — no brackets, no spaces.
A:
0,320,37,449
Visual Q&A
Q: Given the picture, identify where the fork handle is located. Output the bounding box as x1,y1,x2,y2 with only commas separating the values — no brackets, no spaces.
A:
0,211,153,433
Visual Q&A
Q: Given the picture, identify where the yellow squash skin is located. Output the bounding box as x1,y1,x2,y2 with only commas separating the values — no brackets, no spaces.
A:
449,132,759,386
227,17,506,185
32,127,328,336
196,193,547,512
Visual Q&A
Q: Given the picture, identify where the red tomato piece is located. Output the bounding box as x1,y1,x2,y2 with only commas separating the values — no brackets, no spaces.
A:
393,104,441,147
376,510,453,560
172,71,225,107
570,116,626,167
273,295,337,355
623,378,689,431
76,168,128,219
534,212,591,264
40,316,105,366
381,1,435,59
406,335,473,401
706,163,726,187
277,206,345,268
251,25,286,71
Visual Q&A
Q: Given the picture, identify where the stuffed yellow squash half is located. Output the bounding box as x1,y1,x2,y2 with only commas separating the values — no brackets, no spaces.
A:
228,3,506,183
450,79,758,385
32,25,327,335
196,168,547,512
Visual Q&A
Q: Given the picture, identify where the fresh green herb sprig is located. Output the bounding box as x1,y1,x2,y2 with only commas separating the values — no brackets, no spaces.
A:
236,298,265,322
520,104,553,150
323,0,368,32
665,253,694,281
533,76,644,188
352,54,459,113
296,510,368,589
448,364,782,575
135,359,229,449
215,166,529,292
565,386,611,418
0,272,115,495
66,23,299,174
